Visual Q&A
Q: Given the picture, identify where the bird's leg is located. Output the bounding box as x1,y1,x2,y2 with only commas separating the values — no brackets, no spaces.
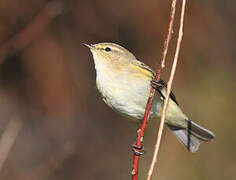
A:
132,143,145,156
132,128,145,156
151,79,163,90
151,79,166,101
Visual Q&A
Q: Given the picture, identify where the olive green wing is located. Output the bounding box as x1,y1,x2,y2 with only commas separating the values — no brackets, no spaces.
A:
131,60,179,105
130,60,155,80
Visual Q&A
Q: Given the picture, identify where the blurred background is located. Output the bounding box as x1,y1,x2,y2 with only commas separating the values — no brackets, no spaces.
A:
0,0,235,179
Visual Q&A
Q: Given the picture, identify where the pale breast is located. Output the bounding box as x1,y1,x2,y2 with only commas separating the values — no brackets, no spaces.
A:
96,68,154,120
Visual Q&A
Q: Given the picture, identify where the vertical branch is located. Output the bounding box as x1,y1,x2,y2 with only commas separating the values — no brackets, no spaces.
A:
131,0,177,180
147,0,187,179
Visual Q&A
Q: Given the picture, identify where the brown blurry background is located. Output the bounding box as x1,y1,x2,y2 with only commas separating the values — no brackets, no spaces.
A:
0,0,235,179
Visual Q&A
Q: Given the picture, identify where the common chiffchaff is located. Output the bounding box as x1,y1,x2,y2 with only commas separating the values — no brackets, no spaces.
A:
85,42,215,152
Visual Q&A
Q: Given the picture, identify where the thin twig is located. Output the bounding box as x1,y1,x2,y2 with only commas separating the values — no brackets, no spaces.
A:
0,117,23,172
146,0,187,179
131,1,177,179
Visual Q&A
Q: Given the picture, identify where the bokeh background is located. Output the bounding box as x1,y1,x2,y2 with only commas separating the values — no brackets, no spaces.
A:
0,0,235,179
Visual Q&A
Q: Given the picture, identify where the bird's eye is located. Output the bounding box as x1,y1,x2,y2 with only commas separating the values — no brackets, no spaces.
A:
104,47,111,52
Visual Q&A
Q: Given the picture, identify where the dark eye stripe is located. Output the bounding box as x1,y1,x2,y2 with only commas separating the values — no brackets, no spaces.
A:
105,47,111,52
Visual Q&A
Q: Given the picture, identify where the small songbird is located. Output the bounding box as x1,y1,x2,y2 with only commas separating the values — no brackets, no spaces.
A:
85,42,215,152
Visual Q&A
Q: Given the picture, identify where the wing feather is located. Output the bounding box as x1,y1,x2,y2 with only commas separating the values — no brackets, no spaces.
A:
131,60,179,105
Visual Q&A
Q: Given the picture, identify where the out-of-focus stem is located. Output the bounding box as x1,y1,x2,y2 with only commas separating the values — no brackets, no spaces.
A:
0,117,23,171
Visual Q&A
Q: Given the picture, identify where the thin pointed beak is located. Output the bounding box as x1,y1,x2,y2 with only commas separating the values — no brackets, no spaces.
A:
83,43,95,50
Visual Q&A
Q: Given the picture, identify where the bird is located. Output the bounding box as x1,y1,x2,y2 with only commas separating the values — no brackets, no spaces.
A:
84,42,215,152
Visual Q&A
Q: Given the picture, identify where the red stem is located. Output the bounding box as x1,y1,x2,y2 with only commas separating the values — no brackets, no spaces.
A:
131,0,177,179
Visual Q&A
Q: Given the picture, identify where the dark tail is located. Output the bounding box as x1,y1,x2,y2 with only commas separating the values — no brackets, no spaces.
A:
167,120,215,152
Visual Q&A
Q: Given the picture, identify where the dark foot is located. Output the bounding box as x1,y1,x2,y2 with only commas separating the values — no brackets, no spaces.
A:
151,80,163,90
132,144,145,156
151,80,165,101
